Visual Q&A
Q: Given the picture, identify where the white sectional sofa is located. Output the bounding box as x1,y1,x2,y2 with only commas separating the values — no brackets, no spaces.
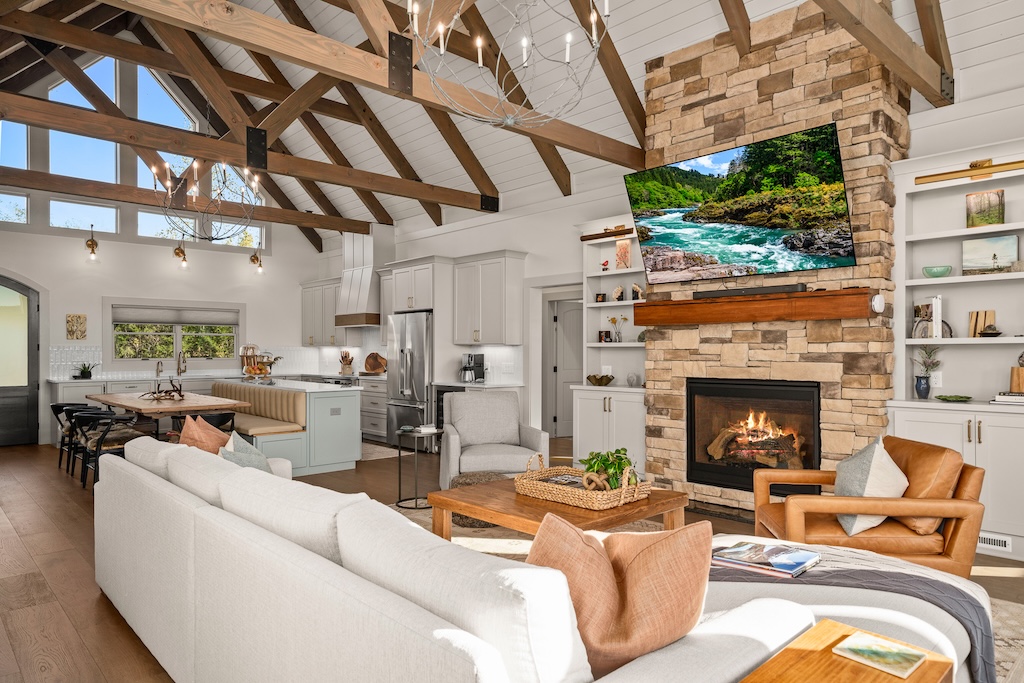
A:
95,437,978,683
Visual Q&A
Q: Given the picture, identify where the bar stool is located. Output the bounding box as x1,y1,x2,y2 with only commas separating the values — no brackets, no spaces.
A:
50,402,87,470
71,411,146,489
63,406,99,475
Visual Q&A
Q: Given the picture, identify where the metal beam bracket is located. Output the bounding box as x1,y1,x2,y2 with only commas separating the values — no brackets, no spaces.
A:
388,32,413,96
480,195,499,212
246,126,268,170
940,69,955,104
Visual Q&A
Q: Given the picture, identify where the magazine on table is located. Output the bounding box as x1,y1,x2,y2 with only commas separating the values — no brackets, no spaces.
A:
536,474,586,489
832,631,928,678
711,541,821,578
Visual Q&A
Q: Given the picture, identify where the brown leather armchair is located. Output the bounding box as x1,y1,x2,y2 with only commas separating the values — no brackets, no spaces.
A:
753,436,985,579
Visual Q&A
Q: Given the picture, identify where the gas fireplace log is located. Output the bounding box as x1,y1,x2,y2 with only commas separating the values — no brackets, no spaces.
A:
707,428,740,460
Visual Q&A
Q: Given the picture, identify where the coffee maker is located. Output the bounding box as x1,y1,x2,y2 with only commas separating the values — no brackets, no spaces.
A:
460,353,485,383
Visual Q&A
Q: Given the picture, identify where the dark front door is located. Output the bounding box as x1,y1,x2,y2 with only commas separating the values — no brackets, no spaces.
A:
0,276,39,446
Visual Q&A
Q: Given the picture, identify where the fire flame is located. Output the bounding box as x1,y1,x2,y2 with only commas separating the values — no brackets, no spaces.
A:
728,410,797,444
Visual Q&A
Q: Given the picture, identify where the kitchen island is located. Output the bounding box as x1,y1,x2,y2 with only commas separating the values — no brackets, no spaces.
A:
213,379,363,476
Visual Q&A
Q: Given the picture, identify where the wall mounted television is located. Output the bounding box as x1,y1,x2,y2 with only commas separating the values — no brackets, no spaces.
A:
625,122,855,284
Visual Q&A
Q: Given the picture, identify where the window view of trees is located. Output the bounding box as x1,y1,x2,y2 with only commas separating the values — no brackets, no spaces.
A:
113,323,175,359
0,193,27,223
182,325,235,358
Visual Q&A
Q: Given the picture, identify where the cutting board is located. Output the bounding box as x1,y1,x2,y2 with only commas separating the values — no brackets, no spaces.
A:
365,352,387,374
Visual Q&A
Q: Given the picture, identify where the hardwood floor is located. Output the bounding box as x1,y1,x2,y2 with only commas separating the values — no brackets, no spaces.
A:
0,441,1019,682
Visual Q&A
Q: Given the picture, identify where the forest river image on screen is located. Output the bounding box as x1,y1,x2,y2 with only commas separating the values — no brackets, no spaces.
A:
626,123,856,284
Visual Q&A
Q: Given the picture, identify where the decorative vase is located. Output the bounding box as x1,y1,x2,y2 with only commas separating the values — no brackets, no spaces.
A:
614,330,622,343
80,370,92,379
914,376,931,400
626,373,639,387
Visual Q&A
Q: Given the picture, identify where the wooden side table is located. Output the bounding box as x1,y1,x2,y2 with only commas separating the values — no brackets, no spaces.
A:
741,619,953,683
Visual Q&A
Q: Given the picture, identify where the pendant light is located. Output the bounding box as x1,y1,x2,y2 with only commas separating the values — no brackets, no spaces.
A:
173,237,188,269
85,224,98,261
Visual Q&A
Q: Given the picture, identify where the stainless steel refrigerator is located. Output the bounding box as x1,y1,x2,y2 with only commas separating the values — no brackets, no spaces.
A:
386,311,433,446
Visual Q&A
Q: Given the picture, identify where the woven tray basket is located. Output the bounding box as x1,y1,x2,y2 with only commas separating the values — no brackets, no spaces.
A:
514,454,651,511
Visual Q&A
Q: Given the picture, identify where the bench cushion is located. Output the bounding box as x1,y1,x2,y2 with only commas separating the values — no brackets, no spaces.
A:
212,382,306,428
232,413,304,436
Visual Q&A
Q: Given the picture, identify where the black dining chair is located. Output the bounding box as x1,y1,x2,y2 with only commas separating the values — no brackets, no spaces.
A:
70,411,146,488
50,402,88,470
63,405,101,475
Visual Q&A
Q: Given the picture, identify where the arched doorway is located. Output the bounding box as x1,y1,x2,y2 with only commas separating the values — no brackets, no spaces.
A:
0,275,39,446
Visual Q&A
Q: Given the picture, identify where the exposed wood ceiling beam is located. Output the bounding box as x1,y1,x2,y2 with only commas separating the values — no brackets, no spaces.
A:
813,0,952,107
0,166,365,232
421,106,498,197
271,0,447,225
257,72,339,145
127,22,324,252
0,0,91,56
566,0,645,146
0,10,362,125
100,0,646,170
459,6,572,196
913,0,952,75
717,0,751,56
245,50,393,225
0,90,494,210
0,0,32,19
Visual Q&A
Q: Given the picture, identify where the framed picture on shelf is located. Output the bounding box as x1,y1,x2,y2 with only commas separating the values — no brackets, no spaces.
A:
962,234,1018,275
965,189,1004,228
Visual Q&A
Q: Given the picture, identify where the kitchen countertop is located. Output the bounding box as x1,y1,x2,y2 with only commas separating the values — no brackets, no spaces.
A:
219,379,362,393
570,384,645,393
433,381,525,388
48,372,386,384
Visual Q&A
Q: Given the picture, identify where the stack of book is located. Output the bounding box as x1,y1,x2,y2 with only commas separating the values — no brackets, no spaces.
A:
990,392,1024,405
711,541,821,578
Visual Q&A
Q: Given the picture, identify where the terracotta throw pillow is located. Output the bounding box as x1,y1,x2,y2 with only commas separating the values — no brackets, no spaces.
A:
526,514,712,678
179,415,231,454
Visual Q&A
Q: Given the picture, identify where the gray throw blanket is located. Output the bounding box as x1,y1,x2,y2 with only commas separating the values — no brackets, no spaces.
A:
709,543,995,683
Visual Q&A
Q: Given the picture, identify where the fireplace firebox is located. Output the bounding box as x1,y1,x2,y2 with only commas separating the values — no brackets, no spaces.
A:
686,378,820,495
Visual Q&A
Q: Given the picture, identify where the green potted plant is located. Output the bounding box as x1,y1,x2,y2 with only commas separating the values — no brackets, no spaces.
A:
76,362,99,380
580,448,638,490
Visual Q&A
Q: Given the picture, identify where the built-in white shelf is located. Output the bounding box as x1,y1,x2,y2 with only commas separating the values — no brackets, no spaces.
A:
905,271,1024,287
904,165,1024,195
585,342,645,348
906,220,1024,243
587,299,646,308
585,267,646,278
906,337,1024,345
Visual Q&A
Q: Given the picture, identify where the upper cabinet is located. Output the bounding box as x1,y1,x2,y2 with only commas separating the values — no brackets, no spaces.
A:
300,278,347,347
453,252,525,345
379,271,394,346
393,263,434,311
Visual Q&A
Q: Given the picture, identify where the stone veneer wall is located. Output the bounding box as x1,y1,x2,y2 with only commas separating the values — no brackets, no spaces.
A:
642,1,911,510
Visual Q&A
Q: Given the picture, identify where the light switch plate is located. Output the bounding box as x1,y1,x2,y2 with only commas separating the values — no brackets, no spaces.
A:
601,365,612,375
330,407,341,416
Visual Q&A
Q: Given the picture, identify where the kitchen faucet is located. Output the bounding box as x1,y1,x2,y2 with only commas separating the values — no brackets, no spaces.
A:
156,360,163,377
176,352,187,376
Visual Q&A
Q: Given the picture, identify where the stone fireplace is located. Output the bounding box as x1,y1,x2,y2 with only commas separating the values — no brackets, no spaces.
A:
640,1,909,510
687,378,820,495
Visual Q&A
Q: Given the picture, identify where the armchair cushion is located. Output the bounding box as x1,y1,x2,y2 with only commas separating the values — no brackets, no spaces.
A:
835,437,909,536
883,436,963,535
460,444,538,474
758,503,945,555
449,392,520,447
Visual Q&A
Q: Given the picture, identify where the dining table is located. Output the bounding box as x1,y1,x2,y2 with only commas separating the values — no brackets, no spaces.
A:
86,391,251,439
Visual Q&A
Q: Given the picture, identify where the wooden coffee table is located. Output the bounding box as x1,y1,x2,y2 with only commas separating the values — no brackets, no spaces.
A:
741,619,953,683
426,478,688,540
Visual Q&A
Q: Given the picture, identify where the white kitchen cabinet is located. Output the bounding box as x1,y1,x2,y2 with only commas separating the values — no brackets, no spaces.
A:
572,387,646,476
179,378,215,395
393,264,433,311
48,381,107,443
359,377,387,441
890,404,1024,547
301,278,345,347
379,272,394,346
105,380,155,394
453,253,525,345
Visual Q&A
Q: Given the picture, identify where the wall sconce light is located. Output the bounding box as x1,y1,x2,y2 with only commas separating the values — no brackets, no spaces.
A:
173,240,188,269
85,224,98,262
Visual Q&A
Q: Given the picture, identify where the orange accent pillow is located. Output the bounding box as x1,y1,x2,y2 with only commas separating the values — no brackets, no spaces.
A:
526,514,712,677
179,415,231,454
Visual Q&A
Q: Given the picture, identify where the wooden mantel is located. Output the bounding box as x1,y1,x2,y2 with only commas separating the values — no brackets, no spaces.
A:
633,288,876,326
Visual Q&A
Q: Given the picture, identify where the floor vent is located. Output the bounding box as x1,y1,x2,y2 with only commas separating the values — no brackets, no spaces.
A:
977,532,1013,553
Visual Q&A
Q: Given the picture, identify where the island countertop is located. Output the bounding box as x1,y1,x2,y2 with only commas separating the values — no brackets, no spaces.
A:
216,379,363,394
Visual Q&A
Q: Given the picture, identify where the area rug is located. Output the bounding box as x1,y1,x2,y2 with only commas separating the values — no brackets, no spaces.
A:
361,442,399,461
391,505,1024,681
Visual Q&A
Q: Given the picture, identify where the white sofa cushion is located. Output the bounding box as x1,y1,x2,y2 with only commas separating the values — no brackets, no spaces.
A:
597,599,815,683
167,448,242,507
219,468,368,564
336,499,592,683
450,392,521,447
125,436,189,480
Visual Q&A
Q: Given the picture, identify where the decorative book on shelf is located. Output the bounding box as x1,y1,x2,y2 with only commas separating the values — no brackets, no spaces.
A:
711,541,821,578
832,631,928,679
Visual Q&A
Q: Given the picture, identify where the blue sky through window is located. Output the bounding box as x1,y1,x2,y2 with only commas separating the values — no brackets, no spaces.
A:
49,57,117,183
50,200,116,232
0,193,27,223
138,210,194,240
0,122,27,169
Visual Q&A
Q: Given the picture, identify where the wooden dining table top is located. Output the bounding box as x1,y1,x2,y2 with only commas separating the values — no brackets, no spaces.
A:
85,392,251,417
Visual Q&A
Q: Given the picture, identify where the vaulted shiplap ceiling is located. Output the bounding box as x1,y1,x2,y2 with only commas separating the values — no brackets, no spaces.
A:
191,0,1024,236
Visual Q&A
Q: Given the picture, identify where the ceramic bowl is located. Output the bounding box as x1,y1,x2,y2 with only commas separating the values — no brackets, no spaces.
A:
922,265,953,278
586,374,614,386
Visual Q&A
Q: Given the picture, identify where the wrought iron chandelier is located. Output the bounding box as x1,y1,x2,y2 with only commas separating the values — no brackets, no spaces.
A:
408,0,610,128
148,159,261,244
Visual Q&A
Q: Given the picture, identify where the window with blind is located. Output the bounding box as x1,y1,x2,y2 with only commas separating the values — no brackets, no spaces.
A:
111,305,238,360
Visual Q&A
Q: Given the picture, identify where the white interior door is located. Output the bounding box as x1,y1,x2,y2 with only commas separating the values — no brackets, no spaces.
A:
554,301,583,438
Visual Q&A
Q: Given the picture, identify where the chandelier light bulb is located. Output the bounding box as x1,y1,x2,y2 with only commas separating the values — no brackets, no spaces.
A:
406,0,411,13
522,36,528,66
438,23,446,55
412,3,419,36
476,36,483,67
591,11,597,44
604,0,609,17
565,33,572,63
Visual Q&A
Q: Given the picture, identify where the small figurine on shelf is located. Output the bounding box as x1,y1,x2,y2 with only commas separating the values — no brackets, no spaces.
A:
601,260,609,272
613,285,624,301
632,283,644,301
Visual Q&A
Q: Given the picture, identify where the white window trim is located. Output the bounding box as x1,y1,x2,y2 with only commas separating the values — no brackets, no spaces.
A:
102,296,247,373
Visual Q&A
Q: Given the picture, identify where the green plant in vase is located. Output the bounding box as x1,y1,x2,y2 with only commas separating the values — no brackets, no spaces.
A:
912,346,939,399
580,448,638,490
77,362,99,379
